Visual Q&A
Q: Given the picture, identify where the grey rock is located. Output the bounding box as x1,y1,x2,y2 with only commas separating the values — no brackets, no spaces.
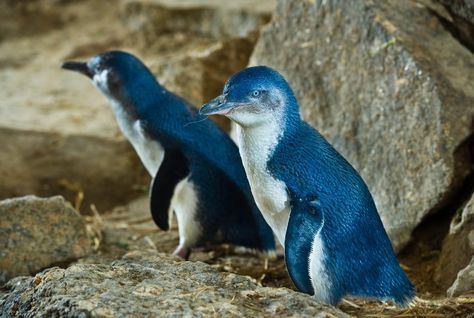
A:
0,196,92,284
448,256,474,297
250,0,474,251
0,250,348,317
435,194,474,290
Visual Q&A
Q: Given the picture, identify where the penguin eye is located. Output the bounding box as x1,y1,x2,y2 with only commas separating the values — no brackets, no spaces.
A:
251,90,260,98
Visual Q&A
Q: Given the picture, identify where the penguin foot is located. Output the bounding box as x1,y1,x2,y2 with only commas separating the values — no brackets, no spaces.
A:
173,246,191,260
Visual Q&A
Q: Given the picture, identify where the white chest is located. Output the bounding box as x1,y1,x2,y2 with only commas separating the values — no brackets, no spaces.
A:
94,77,165,177
236,124,290,247
112,102,164,177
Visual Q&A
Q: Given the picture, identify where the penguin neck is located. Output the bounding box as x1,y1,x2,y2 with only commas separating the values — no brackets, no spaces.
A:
237,115,283,162
236,105,302,168
98,88,139,143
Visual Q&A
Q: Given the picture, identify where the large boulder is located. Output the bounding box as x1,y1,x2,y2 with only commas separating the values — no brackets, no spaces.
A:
435,193,474,291
0,196,92,284
0,251,348,317
250,0,474,251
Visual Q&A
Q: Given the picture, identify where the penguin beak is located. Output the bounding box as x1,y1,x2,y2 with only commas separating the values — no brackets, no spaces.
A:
62,61,93,79
199,95,244,116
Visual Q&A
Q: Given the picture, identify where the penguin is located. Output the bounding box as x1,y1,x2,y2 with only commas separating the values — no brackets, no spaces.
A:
199,66,415,305
62,51,275,259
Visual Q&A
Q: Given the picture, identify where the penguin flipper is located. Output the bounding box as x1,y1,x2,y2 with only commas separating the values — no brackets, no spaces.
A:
150,148,189,231
285,194,324,295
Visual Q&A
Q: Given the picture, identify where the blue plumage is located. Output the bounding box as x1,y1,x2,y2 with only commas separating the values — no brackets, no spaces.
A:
200,66,415,305
62,51,275,258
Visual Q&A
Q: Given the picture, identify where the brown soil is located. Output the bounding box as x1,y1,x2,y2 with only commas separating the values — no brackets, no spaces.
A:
77,195,474,317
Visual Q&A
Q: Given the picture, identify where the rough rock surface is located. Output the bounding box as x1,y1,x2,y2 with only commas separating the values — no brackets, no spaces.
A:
435,193,474,290
0,196,91,284
448,256,474,297
0,251,348,318
250,0,474,251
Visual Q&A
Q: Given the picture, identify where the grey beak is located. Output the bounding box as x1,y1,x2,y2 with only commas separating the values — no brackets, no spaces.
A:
62,61,93,79
200,95,242,116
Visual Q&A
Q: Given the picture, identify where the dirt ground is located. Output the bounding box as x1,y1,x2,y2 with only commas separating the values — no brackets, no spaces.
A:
75,194,474,317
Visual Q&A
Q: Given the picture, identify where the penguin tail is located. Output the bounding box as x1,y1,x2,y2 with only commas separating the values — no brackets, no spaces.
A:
392,279,416,307
233,246,277,259
385,267,416,307
352,261,416,306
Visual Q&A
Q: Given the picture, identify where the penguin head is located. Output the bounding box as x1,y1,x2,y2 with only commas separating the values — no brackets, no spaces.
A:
200,66,299,127
62,51,157,104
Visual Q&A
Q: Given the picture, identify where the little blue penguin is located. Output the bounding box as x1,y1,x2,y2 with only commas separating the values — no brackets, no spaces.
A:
62,51,275,259
199,66,415,305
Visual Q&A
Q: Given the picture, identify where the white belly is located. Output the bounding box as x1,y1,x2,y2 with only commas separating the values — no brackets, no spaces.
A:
117,114,164,177
103,97,164,177
246,167,289,247
236,120,330,300
127,121,164,177
171,177,201,248
237,124,290,247
118,113,201,248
